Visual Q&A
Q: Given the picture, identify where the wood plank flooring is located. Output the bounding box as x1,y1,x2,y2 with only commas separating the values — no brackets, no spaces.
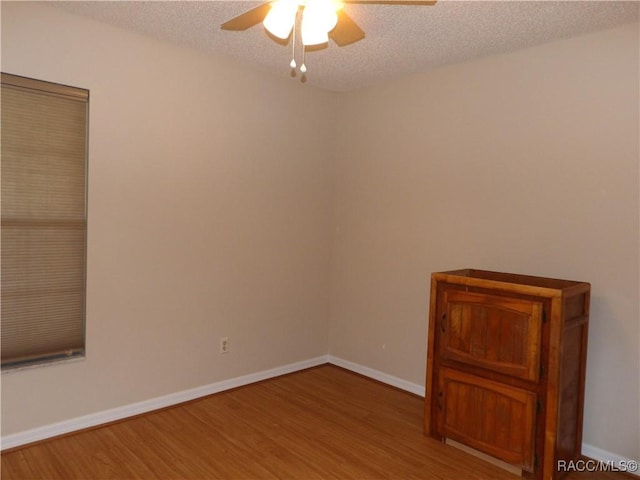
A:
1,365,630,479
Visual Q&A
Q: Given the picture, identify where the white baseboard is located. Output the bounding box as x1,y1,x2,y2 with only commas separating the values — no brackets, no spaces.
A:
582,443,640,476
1,355,329,451
2,355,424,451
327,355,425,396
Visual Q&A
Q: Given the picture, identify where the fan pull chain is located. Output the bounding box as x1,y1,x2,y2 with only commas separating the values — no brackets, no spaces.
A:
300,46,307,73
290,17,297,69
287,7,306,80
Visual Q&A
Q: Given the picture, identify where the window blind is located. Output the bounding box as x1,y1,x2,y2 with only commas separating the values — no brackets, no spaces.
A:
1,73,88,369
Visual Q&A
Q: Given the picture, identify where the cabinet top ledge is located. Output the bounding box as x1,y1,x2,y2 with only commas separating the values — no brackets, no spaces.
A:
433,269,590,296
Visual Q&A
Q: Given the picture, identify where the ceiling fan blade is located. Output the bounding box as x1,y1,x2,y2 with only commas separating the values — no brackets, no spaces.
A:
330,11,365,46
344,0,436,4
221,3,272,31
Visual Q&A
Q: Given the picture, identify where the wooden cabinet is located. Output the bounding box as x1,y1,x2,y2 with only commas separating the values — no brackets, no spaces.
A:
424,269,590,480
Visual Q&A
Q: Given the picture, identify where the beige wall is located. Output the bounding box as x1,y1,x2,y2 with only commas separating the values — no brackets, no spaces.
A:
1,2,335,434
2,0,639,464
329,23,639,459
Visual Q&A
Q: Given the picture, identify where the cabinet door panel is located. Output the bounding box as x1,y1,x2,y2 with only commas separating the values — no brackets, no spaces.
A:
441,290,542,381
438,368,536,471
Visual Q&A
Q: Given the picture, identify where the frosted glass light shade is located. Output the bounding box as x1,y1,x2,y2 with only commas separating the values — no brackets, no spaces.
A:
301,22,329,45
263,0,298,39
301,0,338,46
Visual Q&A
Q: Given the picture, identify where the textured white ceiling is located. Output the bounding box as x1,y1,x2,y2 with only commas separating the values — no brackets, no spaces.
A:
52,1,639,91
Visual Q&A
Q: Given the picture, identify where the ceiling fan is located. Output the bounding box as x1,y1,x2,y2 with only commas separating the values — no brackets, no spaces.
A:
221,0,436,74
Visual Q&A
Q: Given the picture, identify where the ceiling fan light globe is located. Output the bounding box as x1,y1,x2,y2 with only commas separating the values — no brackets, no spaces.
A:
301,0,337,45
301,26,329,45
263,0,298,39
304,0,339,31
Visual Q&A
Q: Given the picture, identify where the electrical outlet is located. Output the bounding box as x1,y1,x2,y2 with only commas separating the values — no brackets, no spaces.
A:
220,337,229,354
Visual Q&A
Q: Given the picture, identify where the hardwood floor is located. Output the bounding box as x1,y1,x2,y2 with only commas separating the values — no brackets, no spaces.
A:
1,365,630,479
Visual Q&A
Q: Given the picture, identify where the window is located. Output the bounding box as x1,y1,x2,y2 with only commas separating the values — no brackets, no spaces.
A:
1,73,88,369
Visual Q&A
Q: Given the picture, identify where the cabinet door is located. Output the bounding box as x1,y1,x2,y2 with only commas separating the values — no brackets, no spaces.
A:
438,368,537,471
440,290,543,381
